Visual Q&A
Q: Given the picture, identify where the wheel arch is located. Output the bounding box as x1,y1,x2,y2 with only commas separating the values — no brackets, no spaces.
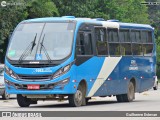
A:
130,77,136,92
78,79,88,96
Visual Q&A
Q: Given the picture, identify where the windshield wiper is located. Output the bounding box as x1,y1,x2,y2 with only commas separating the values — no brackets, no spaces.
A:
18,33,37,63
39,34,52,63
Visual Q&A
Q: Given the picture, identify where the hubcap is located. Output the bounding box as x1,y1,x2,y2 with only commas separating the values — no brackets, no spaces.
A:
75,90,82,104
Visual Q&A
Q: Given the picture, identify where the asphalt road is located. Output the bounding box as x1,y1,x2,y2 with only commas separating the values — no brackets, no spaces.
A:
0,86,160,120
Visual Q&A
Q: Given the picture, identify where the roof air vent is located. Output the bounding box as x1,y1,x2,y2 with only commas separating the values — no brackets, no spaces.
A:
62,16,75,18
93,18,105,21
107,19,119,22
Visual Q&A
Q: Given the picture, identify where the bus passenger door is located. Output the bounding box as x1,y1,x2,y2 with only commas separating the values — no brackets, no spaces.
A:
75,31,101,95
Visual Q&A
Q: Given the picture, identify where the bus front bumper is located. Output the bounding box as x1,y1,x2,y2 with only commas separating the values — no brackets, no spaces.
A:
5,78,77,95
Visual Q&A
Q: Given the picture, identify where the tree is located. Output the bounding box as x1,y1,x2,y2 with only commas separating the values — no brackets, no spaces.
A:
54,0,149,23
54,0,109,19
27,0,59,18
105,0,149,23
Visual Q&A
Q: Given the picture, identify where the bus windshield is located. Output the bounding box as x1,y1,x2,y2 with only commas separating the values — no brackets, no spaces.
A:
7,22,75,61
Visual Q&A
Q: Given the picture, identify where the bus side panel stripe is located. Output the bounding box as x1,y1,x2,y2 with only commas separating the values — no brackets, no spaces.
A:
87,57,122,97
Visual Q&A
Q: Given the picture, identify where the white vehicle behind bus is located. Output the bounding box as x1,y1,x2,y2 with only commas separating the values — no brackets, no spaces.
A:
0,64,10,99
153,76,158,90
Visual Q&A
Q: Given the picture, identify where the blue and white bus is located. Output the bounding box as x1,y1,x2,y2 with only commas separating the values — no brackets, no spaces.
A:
4,16,156,107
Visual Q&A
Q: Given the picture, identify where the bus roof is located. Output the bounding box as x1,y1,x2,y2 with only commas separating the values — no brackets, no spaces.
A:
23,16,153,30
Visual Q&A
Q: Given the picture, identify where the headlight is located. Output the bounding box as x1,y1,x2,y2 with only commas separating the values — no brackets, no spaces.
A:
52,64,71,79
4,65,19,79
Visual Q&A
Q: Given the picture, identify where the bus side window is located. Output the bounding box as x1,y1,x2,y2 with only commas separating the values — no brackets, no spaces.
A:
84,33,93,55
142,31,153,56
76,32,93,55
108,29,120,56
119,29,132,56
95,28,108,55
131,30,143,56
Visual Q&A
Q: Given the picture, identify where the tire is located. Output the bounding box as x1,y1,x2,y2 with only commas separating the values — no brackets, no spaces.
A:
153,82,158,90
116,94,124,102
116,81,135,102
85,97,91,104
68,85,85,107
17,94,31,107
123,82,135,102
2,90,10,100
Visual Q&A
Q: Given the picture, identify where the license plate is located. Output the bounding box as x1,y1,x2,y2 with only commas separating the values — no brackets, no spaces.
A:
27,84,40,90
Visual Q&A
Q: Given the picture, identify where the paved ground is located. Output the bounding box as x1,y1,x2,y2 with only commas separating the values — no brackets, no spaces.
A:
0,86,159,120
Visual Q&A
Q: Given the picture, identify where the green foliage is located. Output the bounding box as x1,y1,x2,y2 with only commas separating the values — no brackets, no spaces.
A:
54,0,109,19
27,0,59,18
105,0,149,23
54,0,149,23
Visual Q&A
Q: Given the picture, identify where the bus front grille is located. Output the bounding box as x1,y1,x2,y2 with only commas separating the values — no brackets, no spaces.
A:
12,64,54,68
18,74,52,81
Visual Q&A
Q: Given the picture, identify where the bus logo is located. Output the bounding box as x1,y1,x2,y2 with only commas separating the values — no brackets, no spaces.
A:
32,68,52,74
129,60,138,70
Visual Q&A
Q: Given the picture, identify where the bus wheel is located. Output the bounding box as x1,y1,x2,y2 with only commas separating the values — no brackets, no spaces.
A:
123,81,135,102
68,85,84,107
116,95,124,102
85,97,91,104
17,94,31,107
